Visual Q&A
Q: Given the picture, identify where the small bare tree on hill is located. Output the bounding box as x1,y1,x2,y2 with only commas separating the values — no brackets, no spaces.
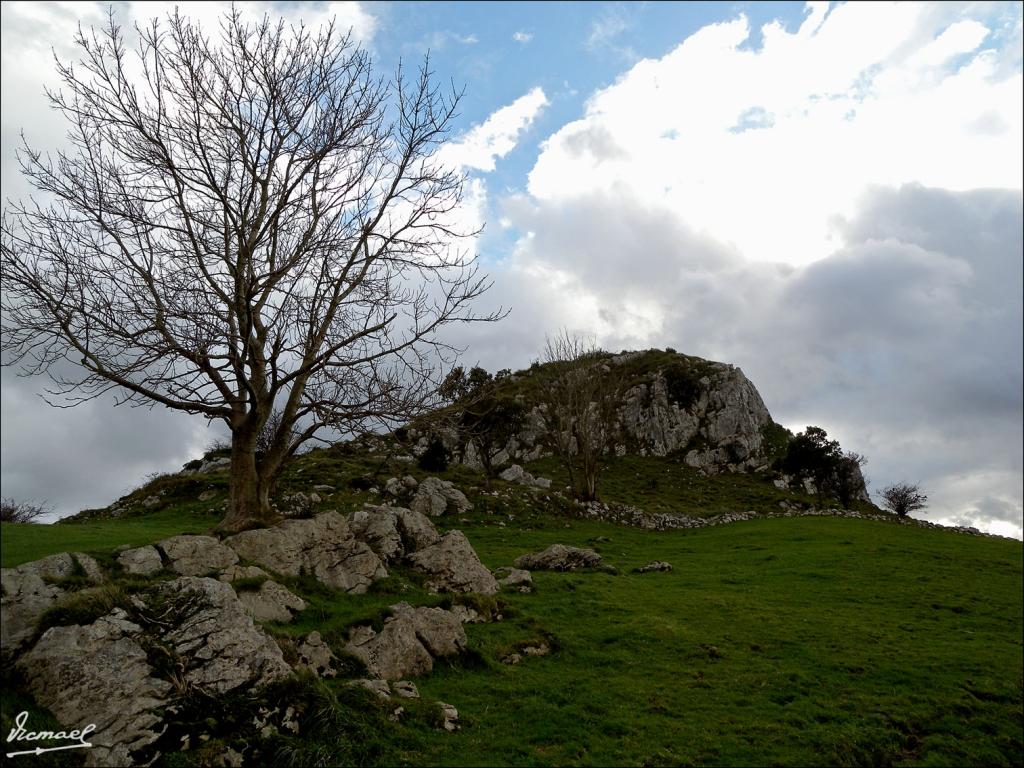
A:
880,483,928,518
1,9,500,531
537,331,622,501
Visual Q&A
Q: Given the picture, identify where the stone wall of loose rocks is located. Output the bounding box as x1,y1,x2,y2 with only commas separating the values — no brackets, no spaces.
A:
567,499,1013,540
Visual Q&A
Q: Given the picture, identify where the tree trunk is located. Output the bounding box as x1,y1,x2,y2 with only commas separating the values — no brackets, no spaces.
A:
219,432,278,533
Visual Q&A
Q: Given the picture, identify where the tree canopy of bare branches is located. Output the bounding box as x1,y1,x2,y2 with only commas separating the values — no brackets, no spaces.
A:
1,9,500,530
536,331,622,501
880,483,928,518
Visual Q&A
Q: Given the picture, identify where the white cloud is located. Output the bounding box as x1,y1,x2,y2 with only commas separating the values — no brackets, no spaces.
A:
529,3,1022,267
439,87,550,173
513,31,533,44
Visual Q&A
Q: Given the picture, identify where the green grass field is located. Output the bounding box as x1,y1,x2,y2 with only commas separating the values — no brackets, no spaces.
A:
2,446,1021,766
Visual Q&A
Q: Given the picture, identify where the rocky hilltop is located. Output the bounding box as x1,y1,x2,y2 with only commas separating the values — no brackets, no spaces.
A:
414,349,865,498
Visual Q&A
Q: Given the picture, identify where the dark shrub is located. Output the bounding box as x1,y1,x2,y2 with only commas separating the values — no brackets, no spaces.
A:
418,435,449,472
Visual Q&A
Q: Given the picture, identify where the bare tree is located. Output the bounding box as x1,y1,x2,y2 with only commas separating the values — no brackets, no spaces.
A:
880,483,928,518
0,498,51,524
439,366,525,487
536,331,621,501
1,9,500,531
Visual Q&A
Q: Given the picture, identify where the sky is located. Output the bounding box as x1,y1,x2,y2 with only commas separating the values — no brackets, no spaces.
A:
1,1,1022,537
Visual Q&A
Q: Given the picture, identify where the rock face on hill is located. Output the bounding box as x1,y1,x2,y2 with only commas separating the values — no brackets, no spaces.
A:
421,351,779,475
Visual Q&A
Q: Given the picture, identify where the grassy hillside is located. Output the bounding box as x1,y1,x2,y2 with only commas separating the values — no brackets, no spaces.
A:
3,446,1021,767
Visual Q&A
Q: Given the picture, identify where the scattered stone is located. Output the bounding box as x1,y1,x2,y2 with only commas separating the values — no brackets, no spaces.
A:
494,567,533,593
1,552,104,655
410,477,472,518
635,561,673,573
522,642,550,656
407,531,499,594
156,535,238,577
313,484,335,493
437,702,460,732
296,631,336,678
514,544,603,572
182,456,231,475
498,464,553,489
226,512,386,594
501,653,522,665
392,680,420,699
117,545,163,577
450,604,486,624
140,495,162,508
198,489,218,502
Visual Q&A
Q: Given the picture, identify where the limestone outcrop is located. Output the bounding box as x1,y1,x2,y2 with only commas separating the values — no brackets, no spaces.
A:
225,511,386,594
1,552,104,656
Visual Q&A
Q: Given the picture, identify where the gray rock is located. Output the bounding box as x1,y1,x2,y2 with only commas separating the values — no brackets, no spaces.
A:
499,464,529,484
437,702,460,732
296,631,336,678
1,552,104,655
347,505,405,563
635,561,673,573
410,477,472,517
392,680,420,699
407,531,499,594
390,602,467,658
494,567,534,592
514,544,603,571
235,579,306,623
498,464,553,490
344,602,467,680
16,611,173,767
226,512,387,594
522,642,550,656
117,545,164,576
345,617,432,681
157,577,292,692
156,535,238,576
16,577,288,766
348,505,442,564
198,489,218,502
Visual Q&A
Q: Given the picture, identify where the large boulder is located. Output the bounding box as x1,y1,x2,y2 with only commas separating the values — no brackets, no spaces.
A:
153,576,293,693
347,504,441,563
225,512,386,594
218,565,306,623
16,576,289,767
16,610,173,767
409,477,472,518
156,535,238,576
406,531,499,595
117,545,163,576
344,602,467,680
1,552,104,656
514,544,603,571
